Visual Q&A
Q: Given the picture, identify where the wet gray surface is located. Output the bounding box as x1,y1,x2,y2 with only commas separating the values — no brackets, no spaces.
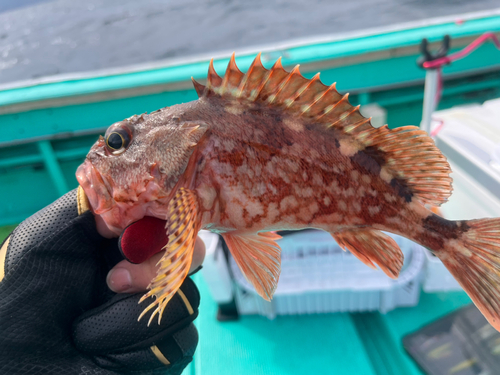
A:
0,0,499,85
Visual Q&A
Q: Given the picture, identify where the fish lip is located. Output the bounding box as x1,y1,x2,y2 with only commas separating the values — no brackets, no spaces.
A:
76,159,169,235
76,160,115,215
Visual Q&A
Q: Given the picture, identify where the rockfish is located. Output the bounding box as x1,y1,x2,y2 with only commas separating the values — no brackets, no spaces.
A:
77,53,500,329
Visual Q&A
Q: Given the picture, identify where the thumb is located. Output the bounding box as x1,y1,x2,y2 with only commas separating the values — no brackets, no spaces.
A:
107,237,205,293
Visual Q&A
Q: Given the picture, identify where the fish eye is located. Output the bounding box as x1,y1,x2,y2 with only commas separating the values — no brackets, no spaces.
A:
107,132,125,150
105,127,132,154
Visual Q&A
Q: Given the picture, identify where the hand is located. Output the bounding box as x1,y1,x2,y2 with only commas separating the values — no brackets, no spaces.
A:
0,189,204,375
106,216,205,294
107,237,205,293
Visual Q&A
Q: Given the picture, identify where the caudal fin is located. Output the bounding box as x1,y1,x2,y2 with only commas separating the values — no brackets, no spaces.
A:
435,218,500,331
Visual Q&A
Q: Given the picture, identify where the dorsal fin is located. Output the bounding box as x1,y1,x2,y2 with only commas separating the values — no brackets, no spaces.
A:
192,53,453,206
238,52,267,99
191,77,205,97
220,52,244,95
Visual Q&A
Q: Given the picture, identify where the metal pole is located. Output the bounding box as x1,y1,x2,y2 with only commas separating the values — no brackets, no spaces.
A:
420,69,438,135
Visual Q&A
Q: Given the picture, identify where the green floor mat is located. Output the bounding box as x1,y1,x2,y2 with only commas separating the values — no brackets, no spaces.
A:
192,274,376,375
190,274,472,375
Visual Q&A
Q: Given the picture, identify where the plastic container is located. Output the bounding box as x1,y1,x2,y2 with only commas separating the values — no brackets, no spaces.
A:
422,160,490,293
198,230,233,304
422,249,462,293
229,230,425,319
426,98,500,293
434,98,500,206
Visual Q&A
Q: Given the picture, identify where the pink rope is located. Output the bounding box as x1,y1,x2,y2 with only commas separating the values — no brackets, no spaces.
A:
423,32,500,69
430,119,444,137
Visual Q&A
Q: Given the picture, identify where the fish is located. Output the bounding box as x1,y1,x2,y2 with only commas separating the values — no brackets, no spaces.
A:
77,53,500,329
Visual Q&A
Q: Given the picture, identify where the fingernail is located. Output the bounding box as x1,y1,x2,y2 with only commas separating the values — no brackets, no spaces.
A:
107,267,132,293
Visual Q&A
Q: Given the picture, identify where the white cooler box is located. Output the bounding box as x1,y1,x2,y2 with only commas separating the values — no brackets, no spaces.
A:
427,98,500,292
201,230,425,320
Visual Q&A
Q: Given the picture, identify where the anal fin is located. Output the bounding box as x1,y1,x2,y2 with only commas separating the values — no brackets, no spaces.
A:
222,231,282,300
139,188,201,325
331,229,403,279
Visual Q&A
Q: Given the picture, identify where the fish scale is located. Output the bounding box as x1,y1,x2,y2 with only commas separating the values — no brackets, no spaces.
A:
77,53,500,331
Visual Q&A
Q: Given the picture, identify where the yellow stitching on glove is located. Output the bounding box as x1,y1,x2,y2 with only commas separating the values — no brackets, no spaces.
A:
77,186,90,215
150,345,171,365
177,289,194,315
0,237,11,282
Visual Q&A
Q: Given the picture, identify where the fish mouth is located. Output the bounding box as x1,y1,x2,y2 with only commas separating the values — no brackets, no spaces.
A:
76,160,140,235
76,160,115,215
76,160,168,235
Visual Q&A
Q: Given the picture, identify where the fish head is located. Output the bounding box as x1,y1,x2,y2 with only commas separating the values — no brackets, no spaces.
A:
76,110,207,235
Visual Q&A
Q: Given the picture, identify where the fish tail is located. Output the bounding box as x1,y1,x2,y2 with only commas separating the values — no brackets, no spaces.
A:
424,214,500,331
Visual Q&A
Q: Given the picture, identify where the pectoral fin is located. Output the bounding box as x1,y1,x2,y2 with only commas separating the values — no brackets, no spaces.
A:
222,231,282,300
139,187,201,325
331,229,403,279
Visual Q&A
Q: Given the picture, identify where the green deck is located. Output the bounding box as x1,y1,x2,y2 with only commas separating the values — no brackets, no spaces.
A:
189,274,471,375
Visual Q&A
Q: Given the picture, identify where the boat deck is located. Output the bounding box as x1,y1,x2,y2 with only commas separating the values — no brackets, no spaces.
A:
189,274,471,375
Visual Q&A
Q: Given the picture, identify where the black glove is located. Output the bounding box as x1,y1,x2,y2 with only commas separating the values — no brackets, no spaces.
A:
0,189,200,375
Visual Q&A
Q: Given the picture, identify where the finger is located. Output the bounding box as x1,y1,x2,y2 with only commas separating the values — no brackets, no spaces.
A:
95,213,119,239
107,236,206,293
190,235,206,274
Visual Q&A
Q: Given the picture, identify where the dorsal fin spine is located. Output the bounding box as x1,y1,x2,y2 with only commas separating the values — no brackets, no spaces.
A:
258,59,281,94
301,83,337,116
247,57,280,101
191,77,206,98
257,57,287,100
220,53,244,96
237,52,264,98
317,93,349,120
286,73,322,109
268,65,301,104
207,59,222,93
337,106,363,132
354,119,378,139
219,53,234,95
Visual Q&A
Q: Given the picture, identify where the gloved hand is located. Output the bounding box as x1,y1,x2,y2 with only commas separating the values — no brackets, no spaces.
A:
0,188,205,375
